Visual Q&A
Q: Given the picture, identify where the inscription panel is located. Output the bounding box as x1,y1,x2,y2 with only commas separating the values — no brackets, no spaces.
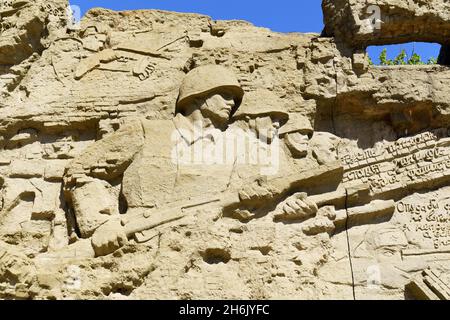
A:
396,196,450,249
341,129,450,196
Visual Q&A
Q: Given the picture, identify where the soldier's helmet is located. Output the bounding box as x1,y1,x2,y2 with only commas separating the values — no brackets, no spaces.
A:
278,113,314,137
232,89,289,122
176,65,244,115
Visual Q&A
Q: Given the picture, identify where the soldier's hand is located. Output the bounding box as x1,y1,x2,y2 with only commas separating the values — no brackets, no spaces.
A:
91,219,128,257
274,192,318,221
302,216,335,236
239,177,280,203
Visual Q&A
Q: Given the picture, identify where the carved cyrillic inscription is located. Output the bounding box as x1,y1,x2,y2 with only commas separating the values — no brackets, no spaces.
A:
345,164,381,181
341,129,450,195
341,148,385,168
397,199,450,249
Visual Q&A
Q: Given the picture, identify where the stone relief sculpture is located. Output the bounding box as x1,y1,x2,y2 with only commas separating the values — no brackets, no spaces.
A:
63,64,326,257
0,0,450,300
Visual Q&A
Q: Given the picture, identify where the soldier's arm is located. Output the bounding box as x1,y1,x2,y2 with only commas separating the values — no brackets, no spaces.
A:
64,119,145,238
65,118,145,185
239,161,343,204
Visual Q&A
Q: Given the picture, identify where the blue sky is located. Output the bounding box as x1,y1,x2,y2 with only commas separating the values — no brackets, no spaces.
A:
69,0,441,63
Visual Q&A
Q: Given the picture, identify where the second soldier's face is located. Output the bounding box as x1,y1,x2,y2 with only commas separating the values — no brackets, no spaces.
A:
285,132,309,158
248,116,280,144
202,92,235,127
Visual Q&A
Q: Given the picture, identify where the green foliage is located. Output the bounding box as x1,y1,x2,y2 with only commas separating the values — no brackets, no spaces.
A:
427,57,438,65
408,53,423,65
379,48,391,65
376,48,437,66
394,49,407,65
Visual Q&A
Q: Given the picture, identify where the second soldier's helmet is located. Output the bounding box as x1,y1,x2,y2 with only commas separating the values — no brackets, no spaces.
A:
232,89,289,122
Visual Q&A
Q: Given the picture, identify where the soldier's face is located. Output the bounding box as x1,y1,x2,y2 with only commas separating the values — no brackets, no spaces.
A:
202,92,235,126
285,132,309,158
247,116,281,144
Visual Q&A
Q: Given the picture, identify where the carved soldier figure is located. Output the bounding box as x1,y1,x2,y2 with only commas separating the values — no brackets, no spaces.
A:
64,65,321,257
232,89,290,145
232,91,330,224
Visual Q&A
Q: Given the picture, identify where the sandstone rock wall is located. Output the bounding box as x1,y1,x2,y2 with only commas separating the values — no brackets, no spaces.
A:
0,0,449,300
323,0,450,47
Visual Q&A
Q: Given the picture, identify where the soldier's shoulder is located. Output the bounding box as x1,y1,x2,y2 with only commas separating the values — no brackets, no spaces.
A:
141,118,177,136
141,118,174,127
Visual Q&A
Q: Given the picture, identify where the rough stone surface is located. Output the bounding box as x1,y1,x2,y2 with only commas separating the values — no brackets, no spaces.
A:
323,0,450,47
1,0,450,300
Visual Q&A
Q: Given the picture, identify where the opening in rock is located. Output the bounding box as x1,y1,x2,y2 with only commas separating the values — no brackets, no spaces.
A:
251,246,272,256
367,43,443,66
200,248,231,265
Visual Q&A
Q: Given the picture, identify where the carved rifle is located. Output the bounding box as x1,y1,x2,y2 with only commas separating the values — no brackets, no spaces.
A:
121,161,345,241
120,192,240,243
40,161,346,259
